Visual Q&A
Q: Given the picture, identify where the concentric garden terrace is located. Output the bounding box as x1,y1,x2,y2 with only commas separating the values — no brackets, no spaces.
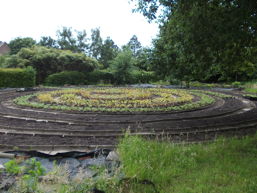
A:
0,87,256,151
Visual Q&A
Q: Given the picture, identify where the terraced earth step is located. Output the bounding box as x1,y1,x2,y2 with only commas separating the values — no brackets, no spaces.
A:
0,88,256,151
0,126,255,152
0,102,252,125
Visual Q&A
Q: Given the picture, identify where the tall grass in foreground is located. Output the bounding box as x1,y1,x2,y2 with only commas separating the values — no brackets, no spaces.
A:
117,134,257,193
7,134,257,193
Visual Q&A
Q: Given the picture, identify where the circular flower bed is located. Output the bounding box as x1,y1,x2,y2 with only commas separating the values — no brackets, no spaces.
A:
14,88,216,112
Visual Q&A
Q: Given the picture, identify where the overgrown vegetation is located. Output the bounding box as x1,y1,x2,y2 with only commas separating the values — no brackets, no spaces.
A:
4,134,257,193
117,134,257,193
5,158,46,193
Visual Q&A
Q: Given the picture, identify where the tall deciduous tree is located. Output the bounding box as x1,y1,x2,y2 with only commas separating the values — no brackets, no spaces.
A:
110,48,135,84
131,0,257,82
127,35,142,57
99,37,119,68
89,28,103,59
38,36,58,48
56,27,88,53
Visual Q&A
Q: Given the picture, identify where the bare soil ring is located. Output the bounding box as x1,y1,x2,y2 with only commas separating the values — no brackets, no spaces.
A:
0,87,256,151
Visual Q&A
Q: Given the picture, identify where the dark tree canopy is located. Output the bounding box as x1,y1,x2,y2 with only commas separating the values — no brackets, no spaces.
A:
8,37,36,55
131,0,257,82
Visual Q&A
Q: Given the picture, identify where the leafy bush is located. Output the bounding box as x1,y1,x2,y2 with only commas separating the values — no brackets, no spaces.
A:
0,67,36,88
1,54,27,68
17,46,100,84
45,71,86,86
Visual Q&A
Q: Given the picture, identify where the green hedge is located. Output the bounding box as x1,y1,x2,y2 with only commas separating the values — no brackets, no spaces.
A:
0,67,36,88
131,70,157,83
86,70,114,84
86,70,156,84
45,71,86,86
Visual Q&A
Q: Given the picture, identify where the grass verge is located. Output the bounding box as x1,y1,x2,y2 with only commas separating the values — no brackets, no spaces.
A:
117,134,257,193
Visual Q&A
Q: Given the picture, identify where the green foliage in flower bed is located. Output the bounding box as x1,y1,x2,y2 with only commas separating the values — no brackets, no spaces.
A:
13,88,215,112
243,93,257,101
195,90,233,98
245,88,257,94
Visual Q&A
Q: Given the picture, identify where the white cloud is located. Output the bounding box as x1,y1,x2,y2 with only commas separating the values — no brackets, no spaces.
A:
0,0,159,47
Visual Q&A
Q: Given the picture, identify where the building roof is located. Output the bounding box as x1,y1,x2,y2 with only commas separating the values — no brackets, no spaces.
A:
0,41,10,55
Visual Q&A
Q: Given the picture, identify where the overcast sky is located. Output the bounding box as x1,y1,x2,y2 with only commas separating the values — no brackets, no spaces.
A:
0,0,159,47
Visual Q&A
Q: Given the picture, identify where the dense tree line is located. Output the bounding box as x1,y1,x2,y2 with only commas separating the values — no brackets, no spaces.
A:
131,0,257,82
3,1,257,85
1,27,155,85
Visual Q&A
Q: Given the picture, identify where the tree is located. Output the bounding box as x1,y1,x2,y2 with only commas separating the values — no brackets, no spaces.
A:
89,28,103,59
8,37,36,55
131,0,257,82
38,36,58,48
134,47,153,71
109,48,135,84
127,35,142,57
99,37,119,68
129,0,173,21
56,27,88,53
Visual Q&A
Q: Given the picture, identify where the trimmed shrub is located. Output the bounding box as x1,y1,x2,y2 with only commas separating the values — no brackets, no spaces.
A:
86,70,156,84
0,67,36,88
45,71,86,86
131,70,157,83
86,70,114,84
